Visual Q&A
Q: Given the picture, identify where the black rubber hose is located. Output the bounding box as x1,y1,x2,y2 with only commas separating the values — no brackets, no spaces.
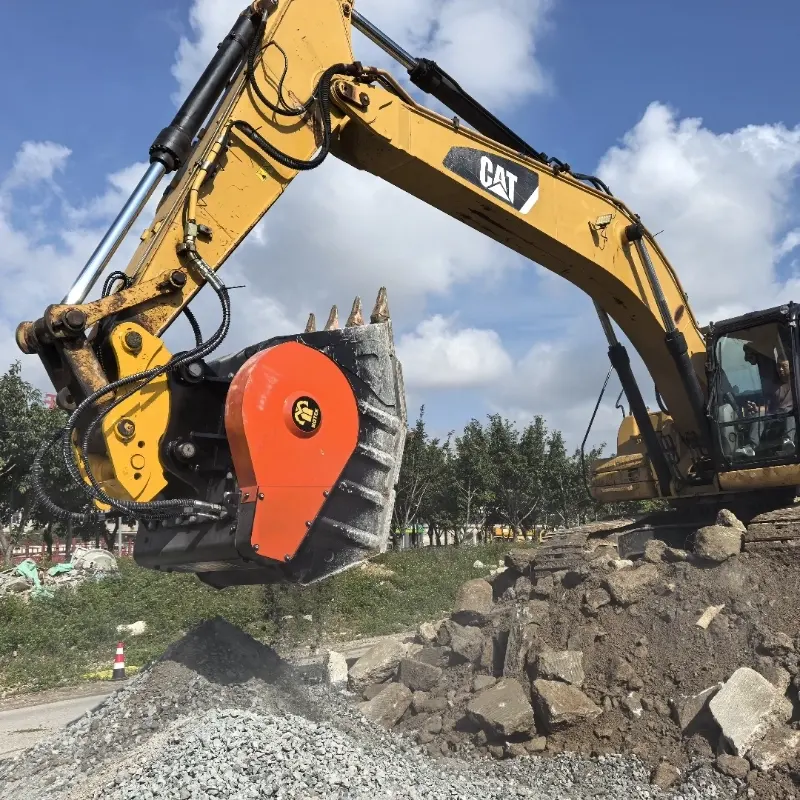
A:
580,369,613,501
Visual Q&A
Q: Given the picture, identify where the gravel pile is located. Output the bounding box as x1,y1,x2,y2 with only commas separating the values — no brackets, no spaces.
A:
0,617,737,799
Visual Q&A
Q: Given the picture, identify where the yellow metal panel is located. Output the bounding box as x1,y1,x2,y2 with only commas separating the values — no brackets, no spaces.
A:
719,463,800,492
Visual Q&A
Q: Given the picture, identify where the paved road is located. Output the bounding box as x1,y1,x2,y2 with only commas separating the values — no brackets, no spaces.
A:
0,687,116,760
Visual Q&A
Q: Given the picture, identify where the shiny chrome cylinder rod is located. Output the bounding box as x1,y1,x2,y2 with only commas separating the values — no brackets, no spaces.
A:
351,10,418,71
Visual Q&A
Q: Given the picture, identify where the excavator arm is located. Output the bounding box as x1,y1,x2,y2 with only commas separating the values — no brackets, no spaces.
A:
16,0,796,586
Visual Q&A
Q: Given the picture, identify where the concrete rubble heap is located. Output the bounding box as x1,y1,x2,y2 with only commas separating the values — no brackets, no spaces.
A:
340,508,800,798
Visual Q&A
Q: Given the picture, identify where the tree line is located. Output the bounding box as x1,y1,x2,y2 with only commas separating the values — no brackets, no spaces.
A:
0,362,113,564
390,406,649,548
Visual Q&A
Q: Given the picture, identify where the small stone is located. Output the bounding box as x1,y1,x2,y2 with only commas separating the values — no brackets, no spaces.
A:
514,575,533,599
716,754,750,780
748,726,800,771
532,680,602,732
757,629,794,656
452,579,494,626
621,692,644,719
717,508,746,531
397,659,442,692
358,683,413,728
348,639,407,693
695,604,725,629
671,684,722,733
610,559,634,570
526,736,547,752
416,621,440,645
643,539,667,563
594,726,613,739
467,678,536,738
602,563,659,606
525,600,550,625
488,744,505,759
411,691,430,713
755,661,791,694
709,667,792,755
473,560,486,569
650,762,680,790
694,525,742,562
583,587,611,612
535,651,585,686
425,715,443,734
505,549,537,574
610,657,644,691
417,731,434,745
447,621,485,664
473,675,497,692
532,575,554,599
663,546,688,562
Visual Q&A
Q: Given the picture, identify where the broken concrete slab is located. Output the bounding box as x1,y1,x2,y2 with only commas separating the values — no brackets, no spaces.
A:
358,682,412,728
504,549,537,574
466,678,535,738
708,667,792,756
447,621,485,664
324,650,348,690
348,639,407,693
695,525,742,562
452,578,494,626
748,726,800,771
643,539,667,564
602,563,659,606
535,651,585,686
503,609,540,678
532,574,554,599
397,658,442,692
532,679,602,732
671,683,722,733
583,587,611,613
415,646,451,668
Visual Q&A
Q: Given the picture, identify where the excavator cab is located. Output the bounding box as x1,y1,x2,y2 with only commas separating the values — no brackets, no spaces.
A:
707,303,800,473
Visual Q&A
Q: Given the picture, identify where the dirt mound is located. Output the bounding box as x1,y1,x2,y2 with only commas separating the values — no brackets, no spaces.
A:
346,517,800,798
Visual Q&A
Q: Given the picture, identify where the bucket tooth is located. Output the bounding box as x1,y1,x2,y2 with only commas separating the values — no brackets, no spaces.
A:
324,305,339,331
304,313,317,333
346,296,364,327
370,287,390,324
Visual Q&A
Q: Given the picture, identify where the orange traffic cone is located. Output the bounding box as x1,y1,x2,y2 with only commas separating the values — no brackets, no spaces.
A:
112,641,126,680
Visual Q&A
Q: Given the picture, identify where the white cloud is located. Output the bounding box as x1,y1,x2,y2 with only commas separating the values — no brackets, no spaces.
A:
597,102,800,322
492,103,800,451
172,0,553,110
1,141,71,192
398,314,512,389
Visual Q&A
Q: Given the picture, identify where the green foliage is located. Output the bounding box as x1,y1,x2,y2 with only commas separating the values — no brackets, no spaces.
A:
393,409,656,539
0,543,515,693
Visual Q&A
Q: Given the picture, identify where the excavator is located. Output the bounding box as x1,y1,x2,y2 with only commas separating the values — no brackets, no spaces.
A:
15,0,800,587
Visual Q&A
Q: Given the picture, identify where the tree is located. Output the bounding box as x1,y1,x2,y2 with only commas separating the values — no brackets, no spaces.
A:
449,419,495,544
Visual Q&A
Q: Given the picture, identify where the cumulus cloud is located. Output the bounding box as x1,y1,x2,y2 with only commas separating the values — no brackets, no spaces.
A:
398,315,512,389
492,103,800,450
172,0,554,110
1,141,71,192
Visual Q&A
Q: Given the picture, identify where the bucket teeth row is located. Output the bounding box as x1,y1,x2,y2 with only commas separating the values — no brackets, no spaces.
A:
304,288,390,333
325,306,339,331
347,297,364,327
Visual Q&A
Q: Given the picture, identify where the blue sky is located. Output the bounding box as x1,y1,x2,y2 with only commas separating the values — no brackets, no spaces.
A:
1,0,799,454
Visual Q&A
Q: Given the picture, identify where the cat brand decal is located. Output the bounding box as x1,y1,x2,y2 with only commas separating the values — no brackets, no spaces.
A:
443,147,540,214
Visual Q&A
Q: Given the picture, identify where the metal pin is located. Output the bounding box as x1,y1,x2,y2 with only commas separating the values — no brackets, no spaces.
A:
324,305,340,330
346,296,364,327
370,287,390,324
304,313,317,333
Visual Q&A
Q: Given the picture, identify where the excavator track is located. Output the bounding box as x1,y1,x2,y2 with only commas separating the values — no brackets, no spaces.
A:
743,506,800,554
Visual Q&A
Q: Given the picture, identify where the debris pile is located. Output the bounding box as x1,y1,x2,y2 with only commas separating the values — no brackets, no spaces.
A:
0,547,118,600
343,510,800,797
0,618,733,799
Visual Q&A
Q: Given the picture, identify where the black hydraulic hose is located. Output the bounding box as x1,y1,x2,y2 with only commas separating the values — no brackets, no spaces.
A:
183,306,204,347
580,369,613,501
655,385,669,415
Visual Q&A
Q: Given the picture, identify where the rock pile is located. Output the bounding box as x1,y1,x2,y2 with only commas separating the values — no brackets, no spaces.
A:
343,509,800,798
0,618,733,800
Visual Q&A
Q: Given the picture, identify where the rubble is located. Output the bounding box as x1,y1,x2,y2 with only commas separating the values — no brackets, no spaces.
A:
715,753,750,780
534,650,585,686
601,563,659,606
452,578,494,626
447,621,485,664
325,650,348,689
694,525,742,562
0,547,119,601
358,682,413,727
397,658,442,692
347,639,407,693
466,678,535,738
532,680,602,732
747,726,800,771
708,667,792,755
670,684,722,733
